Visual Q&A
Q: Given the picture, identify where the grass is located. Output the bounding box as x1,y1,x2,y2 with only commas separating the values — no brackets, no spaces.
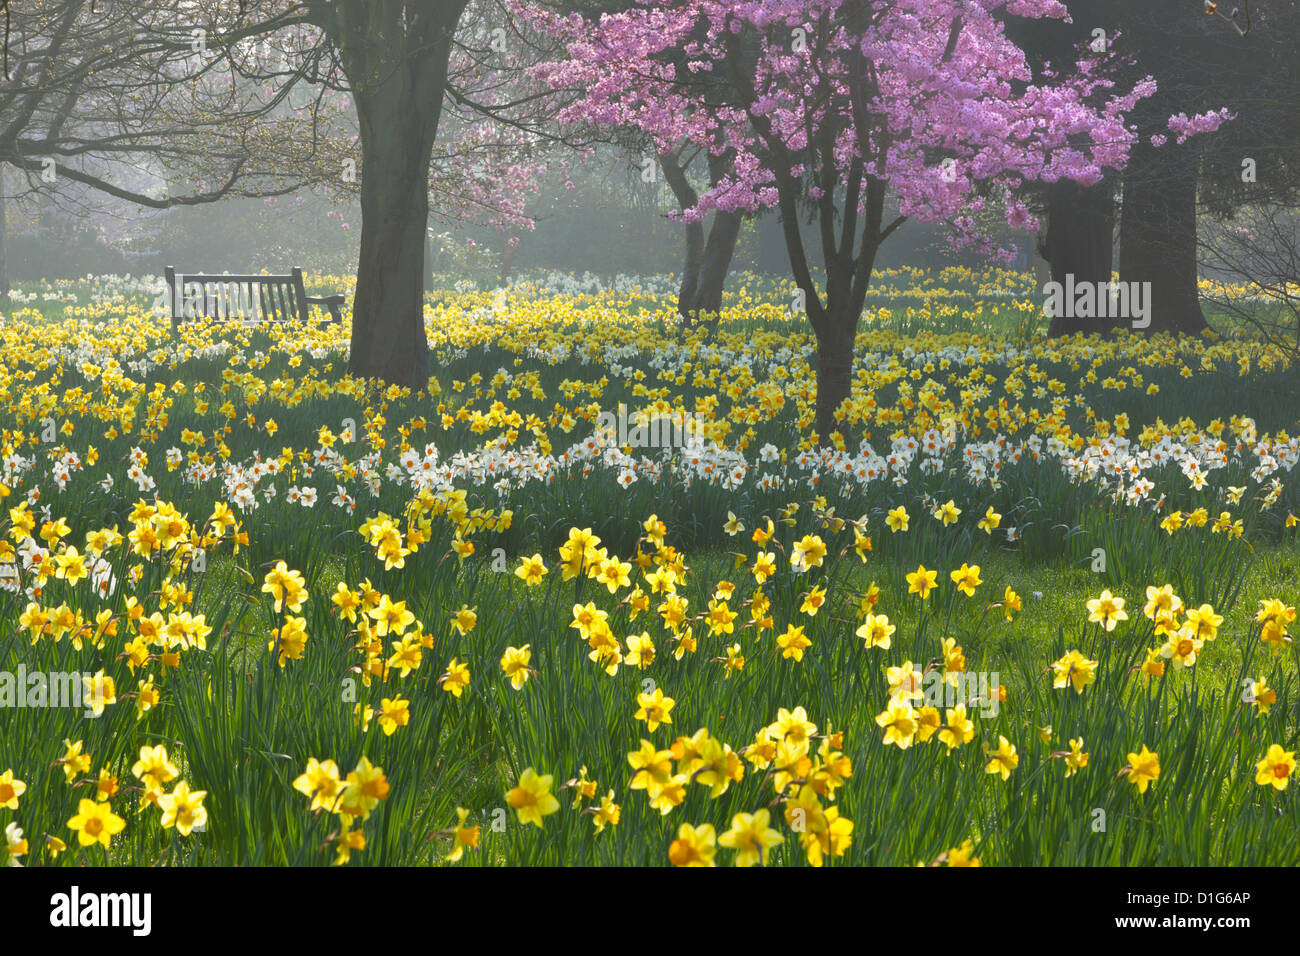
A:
0,268,1297,867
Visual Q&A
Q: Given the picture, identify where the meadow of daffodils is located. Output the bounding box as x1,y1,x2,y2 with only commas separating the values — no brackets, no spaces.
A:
1,267,1298,867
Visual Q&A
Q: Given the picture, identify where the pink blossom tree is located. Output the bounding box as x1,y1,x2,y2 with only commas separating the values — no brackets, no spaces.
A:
535,0,1156,443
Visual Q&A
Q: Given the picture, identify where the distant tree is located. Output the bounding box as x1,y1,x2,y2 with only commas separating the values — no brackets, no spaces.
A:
1004,5,1122,336
527,0,746,323
1012,0,1267,337
1202,203,1300,355
1112,0,1234,334
0,0,340,296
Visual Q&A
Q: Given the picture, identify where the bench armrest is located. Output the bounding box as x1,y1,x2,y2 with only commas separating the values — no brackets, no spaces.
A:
303,293,347,325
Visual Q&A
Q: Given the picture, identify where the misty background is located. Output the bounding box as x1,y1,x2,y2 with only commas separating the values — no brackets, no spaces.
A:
0,144,1037,288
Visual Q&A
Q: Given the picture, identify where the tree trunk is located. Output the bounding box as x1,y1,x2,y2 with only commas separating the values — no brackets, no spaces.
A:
348,113,436,387
696,209,742,317
0,176,8,303
1043,178,1115,336
660,148,741,323
694,151,743,322
676,218,705,319
659,149,705,321
328,0,467,389
1120,139,1209,334
814,318,856,444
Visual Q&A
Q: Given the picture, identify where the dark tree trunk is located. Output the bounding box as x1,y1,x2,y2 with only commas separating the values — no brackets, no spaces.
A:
696,209,742,317
325,0,468,389
693,151,743,321
811,241,871,444
0,178,8,303
660,148,741,322
677,219,705,318
1043,178,1116,336
1120,139,1209,334
814,320,857,444
659,150,704,321
349,125,435,386
660,149,708,321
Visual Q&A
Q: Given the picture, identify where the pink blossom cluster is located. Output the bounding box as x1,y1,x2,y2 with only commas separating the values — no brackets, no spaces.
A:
527,0,1157,237
1163,107,1236,146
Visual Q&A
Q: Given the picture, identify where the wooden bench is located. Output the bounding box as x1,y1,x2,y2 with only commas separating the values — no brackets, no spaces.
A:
164,266,347,331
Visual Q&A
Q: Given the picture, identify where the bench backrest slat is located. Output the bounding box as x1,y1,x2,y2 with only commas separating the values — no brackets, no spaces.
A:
263,281,278,322
258,282,274,322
